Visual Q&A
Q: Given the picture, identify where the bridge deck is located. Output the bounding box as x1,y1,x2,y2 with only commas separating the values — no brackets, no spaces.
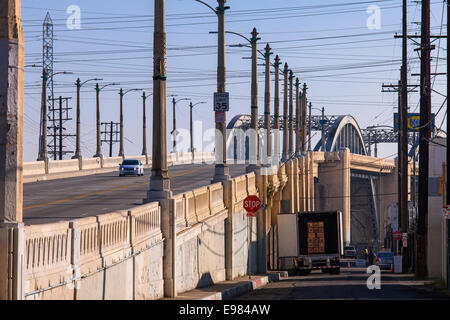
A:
23,163,247,225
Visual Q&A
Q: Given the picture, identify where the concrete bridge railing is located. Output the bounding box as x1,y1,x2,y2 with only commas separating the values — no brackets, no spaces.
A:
23,202,163,300
22,152,216,182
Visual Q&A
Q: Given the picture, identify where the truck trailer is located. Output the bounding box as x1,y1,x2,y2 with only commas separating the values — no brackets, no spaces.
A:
278,211,344,275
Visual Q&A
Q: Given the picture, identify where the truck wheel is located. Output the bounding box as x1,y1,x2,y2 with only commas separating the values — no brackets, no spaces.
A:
331,268,340,275
321,268,329,274
299,269,311,276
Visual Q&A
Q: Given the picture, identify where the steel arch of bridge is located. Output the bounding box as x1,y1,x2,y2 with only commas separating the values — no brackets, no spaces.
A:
227,114,379,242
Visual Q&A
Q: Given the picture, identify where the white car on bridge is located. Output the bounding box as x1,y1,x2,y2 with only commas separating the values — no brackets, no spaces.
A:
119,159,144,177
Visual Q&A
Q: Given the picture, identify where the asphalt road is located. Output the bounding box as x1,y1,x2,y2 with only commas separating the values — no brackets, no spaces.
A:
236,266,450,300
23,163,247,225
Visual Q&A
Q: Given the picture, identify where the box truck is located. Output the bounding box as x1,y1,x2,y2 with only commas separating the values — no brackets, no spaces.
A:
278,211,344,275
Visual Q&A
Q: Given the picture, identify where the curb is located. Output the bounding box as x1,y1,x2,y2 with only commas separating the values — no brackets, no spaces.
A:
201,276,270,300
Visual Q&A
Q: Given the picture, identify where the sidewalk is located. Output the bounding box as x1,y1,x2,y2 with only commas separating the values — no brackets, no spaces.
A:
164,273,285,300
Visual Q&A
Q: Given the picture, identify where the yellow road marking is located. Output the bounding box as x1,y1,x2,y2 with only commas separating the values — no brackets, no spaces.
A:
24,166,211,211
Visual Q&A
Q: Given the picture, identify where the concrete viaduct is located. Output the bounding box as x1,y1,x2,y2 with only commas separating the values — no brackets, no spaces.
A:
0,0,407,300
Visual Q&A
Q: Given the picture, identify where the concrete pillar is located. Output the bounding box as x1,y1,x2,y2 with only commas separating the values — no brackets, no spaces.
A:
213,0,230,183
0,0,25,300
146,0,175,298
281,160,295,214
223,179,234,280
256,169,268,273
317,150,351,245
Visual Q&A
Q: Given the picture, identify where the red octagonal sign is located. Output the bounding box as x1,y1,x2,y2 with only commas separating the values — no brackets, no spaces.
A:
243,195,261,217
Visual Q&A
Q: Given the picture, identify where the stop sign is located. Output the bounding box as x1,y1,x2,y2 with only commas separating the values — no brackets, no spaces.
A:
243,195,261,215
393,231,402,240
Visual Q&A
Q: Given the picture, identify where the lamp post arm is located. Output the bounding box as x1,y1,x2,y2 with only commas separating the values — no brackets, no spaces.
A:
195,0,218,14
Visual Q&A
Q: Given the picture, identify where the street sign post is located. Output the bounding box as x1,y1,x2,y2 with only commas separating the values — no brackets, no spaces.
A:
214,92,229,112
243,195,261,217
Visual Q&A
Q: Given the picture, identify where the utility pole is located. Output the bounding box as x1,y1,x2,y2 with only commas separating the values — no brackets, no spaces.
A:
212,0,231,183
302,83,308,152
263,44,272,166
288,70,294,157
417,0,431,279
248,27,260,170
308,102,312,152
273,55,281,162
282,63,289,161
37,70,48,161
400,0,410,273
295,77,301,156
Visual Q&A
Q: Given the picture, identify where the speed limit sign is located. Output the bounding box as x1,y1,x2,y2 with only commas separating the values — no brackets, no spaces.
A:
214,92,229,112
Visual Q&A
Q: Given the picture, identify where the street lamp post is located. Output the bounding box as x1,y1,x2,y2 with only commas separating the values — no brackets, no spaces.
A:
37,70,48,161
142,92,152,156
73,77,102,159
302,83,308,152
295,78,301,156
94,82,118,158
249,28,261,170
273,55,281,163
171,97,191,153
263,44,273,166
118,88,142,157
189,102,207,157
282,63,289,162
308,102,312,152
288,70,294,157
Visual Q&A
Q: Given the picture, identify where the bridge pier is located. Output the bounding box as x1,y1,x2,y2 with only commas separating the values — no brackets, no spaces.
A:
316,149,351,245
0,0,25,300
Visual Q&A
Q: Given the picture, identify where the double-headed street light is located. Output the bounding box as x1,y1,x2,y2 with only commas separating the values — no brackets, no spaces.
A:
72,77,103,159
118,88,142,157
171,96,191,153
94,82,119,158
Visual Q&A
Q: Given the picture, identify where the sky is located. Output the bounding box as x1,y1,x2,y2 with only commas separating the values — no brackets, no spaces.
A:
20,0,448,162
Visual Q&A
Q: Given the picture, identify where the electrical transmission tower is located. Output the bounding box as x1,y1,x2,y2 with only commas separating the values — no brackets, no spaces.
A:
39,12,55,159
